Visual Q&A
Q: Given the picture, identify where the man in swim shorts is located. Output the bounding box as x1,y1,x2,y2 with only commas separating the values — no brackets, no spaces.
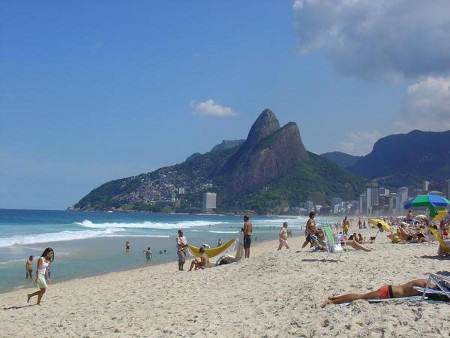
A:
243,215,252,258
321,279,428,307
278,222,290,250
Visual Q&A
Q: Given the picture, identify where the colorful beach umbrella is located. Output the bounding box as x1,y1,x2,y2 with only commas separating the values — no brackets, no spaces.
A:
404,194,450,218
404,194,450,209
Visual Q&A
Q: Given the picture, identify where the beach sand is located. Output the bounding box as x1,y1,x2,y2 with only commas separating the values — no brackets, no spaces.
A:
1,226,450,337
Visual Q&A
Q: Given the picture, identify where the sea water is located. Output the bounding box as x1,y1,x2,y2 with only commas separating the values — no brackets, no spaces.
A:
0,209,339,292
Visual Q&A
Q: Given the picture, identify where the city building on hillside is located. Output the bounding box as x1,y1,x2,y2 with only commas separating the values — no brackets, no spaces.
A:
178,187,185,195
423,180,430,192
202,192,216,213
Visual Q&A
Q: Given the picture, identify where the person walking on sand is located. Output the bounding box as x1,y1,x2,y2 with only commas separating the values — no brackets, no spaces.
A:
301,211,326,250
243,215,252,258
25,256,33,279
176,230,188,271
126,241,130,253
27,248,54,305
278,222,290,250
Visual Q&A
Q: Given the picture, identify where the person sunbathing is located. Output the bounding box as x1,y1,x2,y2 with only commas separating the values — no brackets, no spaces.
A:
341,238,372,252
321,279,428,307
188,247,215,271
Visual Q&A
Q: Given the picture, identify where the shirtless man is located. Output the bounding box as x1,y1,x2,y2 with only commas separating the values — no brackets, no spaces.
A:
321,279,428,307
278,222,290,250
26,256,33,279
301,212,326,250
188,247,215,271
407,210,414,224
243,215,252,258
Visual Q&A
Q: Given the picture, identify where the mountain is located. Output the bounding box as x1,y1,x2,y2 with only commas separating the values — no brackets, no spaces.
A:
347,130,450,188
211,139,245,152
70,109,364,214
320,151,361,168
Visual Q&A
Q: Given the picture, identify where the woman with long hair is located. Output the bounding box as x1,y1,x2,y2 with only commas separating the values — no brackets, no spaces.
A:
27,247,54,305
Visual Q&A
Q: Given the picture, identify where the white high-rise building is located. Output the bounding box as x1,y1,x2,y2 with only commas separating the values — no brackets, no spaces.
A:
202,192,217,213
398,187,409,214
423,180,430,191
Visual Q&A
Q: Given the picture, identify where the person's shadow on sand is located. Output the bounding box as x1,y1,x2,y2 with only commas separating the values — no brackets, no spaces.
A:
420,255,450,260
3,304,35,310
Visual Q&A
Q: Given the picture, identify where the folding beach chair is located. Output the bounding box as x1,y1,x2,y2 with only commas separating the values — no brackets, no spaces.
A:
417,274,450,301
322,223,344,260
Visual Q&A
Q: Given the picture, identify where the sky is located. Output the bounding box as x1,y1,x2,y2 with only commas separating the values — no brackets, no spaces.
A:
1,0,450,209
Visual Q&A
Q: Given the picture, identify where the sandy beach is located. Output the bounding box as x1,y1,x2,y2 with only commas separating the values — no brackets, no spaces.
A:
1,226,450,337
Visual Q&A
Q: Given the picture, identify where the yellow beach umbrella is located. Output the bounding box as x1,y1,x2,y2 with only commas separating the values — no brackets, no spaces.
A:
368,218,392,232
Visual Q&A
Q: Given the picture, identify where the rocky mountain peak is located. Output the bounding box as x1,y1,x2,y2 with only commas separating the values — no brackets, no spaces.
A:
246,108,281,148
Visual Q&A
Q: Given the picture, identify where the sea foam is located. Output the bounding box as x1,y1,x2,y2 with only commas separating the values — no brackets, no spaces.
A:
0,228,123,248
76,220,224,230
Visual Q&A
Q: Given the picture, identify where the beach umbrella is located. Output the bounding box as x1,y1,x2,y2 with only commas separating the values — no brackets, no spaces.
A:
368,219,392,232
403,194,450,218
404,194,449,209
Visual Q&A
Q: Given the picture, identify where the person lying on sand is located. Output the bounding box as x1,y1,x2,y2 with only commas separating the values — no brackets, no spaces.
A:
321,279,429,307
341,238,372,252
188,247,215,271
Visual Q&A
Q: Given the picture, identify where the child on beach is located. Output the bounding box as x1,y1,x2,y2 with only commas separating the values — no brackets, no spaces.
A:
278,222,290,250
27,248,54,305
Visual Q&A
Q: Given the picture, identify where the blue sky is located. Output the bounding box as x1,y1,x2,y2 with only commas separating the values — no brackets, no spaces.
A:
1,0,449,209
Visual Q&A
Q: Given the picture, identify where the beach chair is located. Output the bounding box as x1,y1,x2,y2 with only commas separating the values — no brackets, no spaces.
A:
429,227,450,256
322,223,344,260
417,274,450,301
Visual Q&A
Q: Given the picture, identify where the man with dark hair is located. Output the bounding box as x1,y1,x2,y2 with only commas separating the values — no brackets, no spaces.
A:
243,215,252,258
301,211,326,250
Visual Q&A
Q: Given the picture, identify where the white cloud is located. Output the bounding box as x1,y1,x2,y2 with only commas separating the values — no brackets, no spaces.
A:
293,0,450,80
397,76,450,131
339,130,383,156
191,99,238,117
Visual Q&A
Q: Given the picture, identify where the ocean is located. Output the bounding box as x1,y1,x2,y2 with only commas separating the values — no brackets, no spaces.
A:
0,209,339,292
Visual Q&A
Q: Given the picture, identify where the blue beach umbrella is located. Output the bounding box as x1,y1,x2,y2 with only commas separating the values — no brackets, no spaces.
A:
404,194,450,218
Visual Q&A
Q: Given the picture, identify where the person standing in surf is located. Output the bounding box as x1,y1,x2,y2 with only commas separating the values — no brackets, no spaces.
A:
27,248,54,305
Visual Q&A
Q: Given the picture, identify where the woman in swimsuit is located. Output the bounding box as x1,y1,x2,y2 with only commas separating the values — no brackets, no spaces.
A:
27,248,54,305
